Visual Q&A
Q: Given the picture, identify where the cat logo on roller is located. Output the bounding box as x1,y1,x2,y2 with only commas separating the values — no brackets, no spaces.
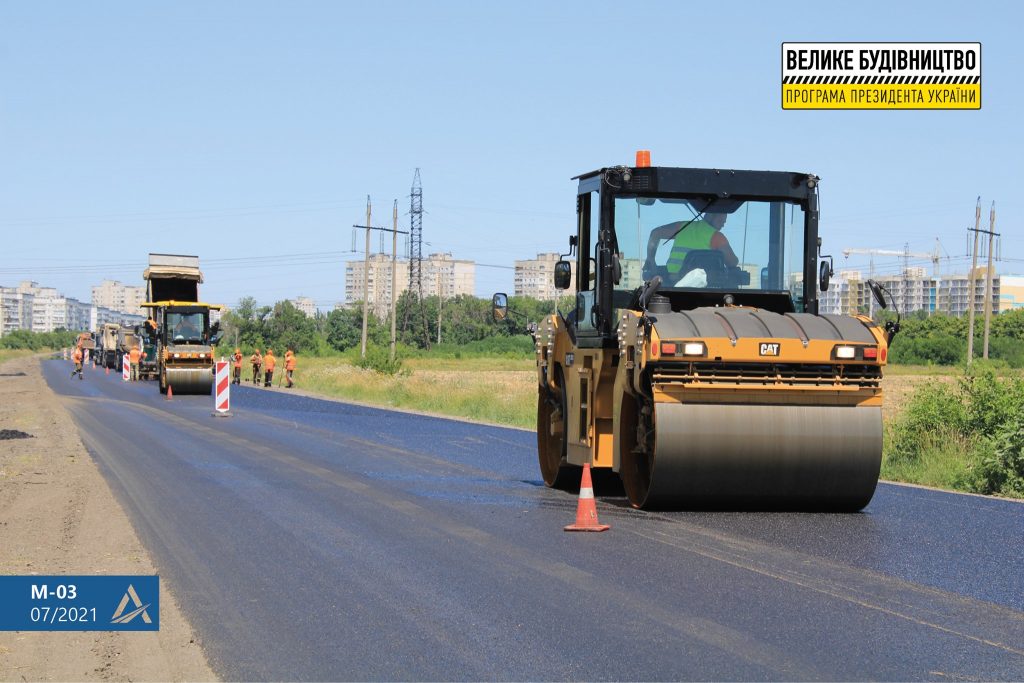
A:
759,343,780,356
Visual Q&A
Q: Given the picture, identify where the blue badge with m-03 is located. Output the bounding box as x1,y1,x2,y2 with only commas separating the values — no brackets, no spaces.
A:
0,576,159,631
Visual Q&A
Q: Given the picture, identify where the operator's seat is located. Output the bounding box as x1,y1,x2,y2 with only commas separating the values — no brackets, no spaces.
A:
678,250,728,288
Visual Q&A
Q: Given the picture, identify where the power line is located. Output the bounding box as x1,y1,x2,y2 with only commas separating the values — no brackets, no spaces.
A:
0,198,368,227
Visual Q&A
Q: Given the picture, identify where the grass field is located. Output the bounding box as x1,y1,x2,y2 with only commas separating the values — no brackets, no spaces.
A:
297,355,536,429
296,356,940,426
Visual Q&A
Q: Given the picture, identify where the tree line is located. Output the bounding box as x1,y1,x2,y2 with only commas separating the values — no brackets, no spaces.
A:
214,293,571,356
5,300,1022,368
0,329,79,350
884,309,1024,367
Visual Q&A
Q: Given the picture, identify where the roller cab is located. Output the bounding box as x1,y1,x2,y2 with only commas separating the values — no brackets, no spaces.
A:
520,156,893,510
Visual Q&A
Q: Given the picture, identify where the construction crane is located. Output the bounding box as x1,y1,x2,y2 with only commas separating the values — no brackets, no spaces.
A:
842,241,945,316
841,241,942,277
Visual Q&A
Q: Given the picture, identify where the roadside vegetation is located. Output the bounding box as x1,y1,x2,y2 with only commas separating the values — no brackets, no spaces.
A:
886,309,1024,367
298,350,535,428
883,363,1024,499
0,330,81,366
0,329,79,351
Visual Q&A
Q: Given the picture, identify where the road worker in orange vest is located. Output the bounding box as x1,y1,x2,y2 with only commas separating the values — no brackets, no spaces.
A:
250,348,262,384
263,348,276,387
284,348,296,388
71,346,84,380
129,345,142,381
232,348,243,385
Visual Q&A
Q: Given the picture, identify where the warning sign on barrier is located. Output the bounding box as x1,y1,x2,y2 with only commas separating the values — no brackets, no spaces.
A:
214,361,230,415
781,42,981,110
122,353,130,381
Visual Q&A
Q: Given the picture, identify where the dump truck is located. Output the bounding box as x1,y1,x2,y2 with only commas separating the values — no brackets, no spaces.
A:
142,254,222,394
493,154,898,510
97,323,121,368
116,326,141,370
76,331,96,351
133,322,159,380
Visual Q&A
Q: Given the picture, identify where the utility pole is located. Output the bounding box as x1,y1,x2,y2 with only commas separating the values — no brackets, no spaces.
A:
966,197,981,365
982,201,999,359
436,265,443,345
353,201,408,361
390,200,398,362
361,196,371,360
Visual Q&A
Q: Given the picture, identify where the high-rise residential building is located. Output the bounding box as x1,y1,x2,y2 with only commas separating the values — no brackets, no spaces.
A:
345,254,412,319
345,252,474,318
818,270,872,316
20,282,75,332
422,252,475,300
91,279,147,316
0,286,34,336
290,296,317,317
514,253,576,300
818,269,1001,317
0,281,143,336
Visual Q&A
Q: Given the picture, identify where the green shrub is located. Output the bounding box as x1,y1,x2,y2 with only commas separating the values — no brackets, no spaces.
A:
353,345,405,375
885,381,967,467
885,365,1024,498
958,366,1024,434
962,419,1024,497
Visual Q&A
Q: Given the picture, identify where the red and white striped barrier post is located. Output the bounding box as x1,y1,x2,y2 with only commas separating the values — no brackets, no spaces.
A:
122,353,130,382
213,360,231,417
63,348,68,361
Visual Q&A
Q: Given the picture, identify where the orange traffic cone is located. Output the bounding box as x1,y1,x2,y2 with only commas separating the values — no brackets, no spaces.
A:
166,384,173,400
564,463,610,532
105,366,109,375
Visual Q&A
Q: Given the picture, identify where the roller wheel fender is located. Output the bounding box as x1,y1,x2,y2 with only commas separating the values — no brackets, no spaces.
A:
537,364,580,491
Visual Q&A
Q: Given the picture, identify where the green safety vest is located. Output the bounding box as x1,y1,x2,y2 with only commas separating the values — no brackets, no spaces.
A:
666,221,716,274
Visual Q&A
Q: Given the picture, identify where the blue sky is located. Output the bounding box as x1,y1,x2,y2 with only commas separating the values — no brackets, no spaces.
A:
1,1,1020,309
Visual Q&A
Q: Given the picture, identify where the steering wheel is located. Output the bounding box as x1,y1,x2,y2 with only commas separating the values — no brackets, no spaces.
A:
642,259,672,284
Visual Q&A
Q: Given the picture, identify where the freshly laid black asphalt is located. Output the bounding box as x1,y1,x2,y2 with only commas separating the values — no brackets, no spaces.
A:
43,360,1024,681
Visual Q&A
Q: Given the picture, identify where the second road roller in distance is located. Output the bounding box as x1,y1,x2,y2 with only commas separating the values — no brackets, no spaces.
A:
142,253,222,395
493,153,899,510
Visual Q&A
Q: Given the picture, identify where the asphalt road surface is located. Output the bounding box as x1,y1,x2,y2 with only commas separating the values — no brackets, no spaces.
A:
44,360,1024,681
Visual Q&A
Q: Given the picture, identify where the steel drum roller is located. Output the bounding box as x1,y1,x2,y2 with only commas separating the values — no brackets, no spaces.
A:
165,367,213,395
639,403,882,510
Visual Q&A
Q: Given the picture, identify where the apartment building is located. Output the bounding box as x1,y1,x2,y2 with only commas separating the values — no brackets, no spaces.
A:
514,253,577,300
290,296,317,317
0,286,33,336
345,253,474,318
818,269,1002,317
0,281,143,336
91,279,147,316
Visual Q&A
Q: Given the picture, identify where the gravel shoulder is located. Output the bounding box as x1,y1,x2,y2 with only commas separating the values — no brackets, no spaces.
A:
0,356,215,681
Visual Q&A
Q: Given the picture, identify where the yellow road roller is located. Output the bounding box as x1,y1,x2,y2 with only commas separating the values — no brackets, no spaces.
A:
493,155,898,510
142,253,223,395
